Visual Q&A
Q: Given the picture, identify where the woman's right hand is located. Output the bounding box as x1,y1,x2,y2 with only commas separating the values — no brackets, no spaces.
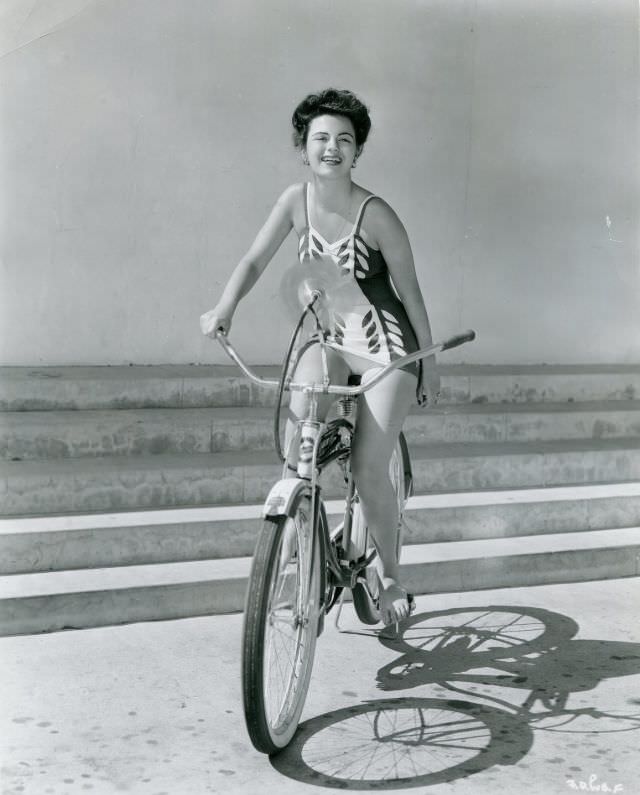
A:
199,305,233,338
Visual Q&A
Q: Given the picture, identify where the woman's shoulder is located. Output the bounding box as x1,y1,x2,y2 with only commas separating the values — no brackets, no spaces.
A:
359,192,404,234
276,182,306,207
267,183,306,225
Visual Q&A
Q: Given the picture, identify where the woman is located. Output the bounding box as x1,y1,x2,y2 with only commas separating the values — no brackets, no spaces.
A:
200,88,440,625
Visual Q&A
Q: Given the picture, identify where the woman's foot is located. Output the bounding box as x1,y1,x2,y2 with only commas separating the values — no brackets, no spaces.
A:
379,578,415,626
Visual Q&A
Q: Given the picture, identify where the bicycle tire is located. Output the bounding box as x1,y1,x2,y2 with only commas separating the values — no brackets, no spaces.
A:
242,492,321,754
351,434,411,625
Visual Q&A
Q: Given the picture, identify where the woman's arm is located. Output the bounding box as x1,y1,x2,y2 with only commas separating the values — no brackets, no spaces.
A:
367,198,440,402
367,198,433,344
200,184,299,337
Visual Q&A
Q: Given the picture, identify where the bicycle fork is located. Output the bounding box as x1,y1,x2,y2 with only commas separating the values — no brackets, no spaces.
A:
262,407,325,631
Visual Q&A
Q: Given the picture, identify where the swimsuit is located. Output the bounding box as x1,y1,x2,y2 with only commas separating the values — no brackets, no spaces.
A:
298,183,419,377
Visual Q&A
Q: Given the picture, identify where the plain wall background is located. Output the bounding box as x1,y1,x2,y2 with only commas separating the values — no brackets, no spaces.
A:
1,0,638,366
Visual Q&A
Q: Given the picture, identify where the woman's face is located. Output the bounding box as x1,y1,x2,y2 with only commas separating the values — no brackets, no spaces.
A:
303,114,360,177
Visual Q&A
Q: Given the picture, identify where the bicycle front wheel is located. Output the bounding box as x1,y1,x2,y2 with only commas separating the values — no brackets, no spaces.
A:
242,492,322,754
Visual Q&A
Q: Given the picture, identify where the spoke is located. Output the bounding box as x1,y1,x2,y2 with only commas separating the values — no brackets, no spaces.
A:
306,709,490,781
490,613,534,632
330,742,382,780
261,505,317,734
306,740,376,768
269,624,297,667
355,737,421,777
428,741,488,751
457,610,494,629
267,637,288,713
421,725,488,745
266,604,298,715
401,612,545,652
375,708,398,737
268,625,303,716
392,741,424,778
272,630,296,687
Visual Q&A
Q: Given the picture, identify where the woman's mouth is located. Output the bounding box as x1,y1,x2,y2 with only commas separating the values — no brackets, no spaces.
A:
322,157,342,165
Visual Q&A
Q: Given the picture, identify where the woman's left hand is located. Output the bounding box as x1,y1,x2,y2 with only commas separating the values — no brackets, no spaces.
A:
418,359,441,407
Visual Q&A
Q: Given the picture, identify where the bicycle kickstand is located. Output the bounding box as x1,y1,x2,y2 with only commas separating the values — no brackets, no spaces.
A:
333,589,348,632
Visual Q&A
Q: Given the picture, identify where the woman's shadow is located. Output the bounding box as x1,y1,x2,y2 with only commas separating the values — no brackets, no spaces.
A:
271,604,640,790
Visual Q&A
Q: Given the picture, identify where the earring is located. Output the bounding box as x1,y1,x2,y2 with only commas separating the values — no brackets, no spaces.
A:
351,158,358,169
302,154,309,166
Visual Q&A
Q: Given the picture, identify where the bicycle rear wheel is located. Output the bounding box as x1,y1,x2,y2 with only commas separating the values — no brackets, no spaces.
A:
351,434,412,625
242,492,321,754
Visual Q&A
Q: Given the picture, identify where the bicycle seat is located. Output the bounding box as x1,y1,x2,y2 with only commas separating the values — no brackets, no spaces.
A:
347,374,362,386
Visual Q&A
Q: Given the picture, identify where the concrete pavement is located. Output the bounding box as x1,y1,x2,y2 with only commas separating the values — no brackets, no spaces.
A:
1,577,639,795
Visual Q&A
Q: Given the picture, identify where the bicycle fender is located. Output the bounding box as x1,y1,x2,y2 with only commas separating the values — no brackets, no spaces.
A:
262,477,309,517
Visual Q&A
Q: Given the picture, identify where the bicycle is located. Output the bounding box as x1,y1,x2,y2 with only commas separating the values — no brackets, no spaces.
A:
213,287,475,754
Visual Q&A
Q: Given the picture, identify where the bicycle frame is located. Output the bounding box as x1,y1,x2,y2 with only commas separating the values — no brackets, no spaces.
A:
260,395,365,616
215,317,475,615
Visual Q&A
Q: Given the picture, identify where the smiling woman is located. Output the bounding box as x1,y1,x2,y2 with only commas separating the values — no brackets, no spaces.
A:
291,87,371,153
199,87,440,626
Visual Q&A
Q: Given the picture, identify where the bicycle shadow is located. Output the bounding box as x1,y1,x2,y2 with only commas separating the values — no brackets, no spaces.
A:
270,695,534,790
271,604,640,789
377,605,640,734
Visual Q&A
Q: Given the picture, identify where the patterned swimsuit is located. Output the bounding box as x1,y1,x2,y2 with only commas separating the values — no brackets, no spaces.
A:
298,183,419,377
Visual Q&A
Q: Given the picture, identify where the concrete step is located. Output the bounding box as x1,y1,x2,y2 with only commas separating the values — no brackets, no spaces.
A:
2,483,639,574
1,526,638,636
3,364,640,411
3,438,640,516
1,407,276,460
0,365,282,412
4,401,640,461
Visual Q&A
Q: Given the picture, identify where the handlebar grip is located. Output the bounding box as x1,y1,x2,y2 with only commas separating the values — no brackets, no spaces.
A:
441,329,476,351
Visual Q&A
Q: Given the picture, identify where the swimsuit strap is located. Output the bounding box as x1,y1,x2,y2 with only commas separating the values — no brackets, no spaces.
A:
303,182,311,229
354,194,377,237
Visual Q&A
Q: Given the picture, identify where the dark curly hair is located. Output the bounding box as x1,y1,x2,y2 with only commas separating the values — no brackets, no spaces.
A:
291,88,372,150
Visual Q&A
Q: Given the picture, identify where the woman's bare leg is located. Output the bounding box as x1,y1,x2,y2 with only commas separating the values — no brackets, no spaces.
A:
350,368,416,625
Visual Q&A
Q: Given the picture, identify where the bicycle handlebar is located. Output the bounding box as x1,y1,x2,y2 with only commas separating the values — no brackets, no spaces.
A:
441,330,476,351
214,328,476,397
